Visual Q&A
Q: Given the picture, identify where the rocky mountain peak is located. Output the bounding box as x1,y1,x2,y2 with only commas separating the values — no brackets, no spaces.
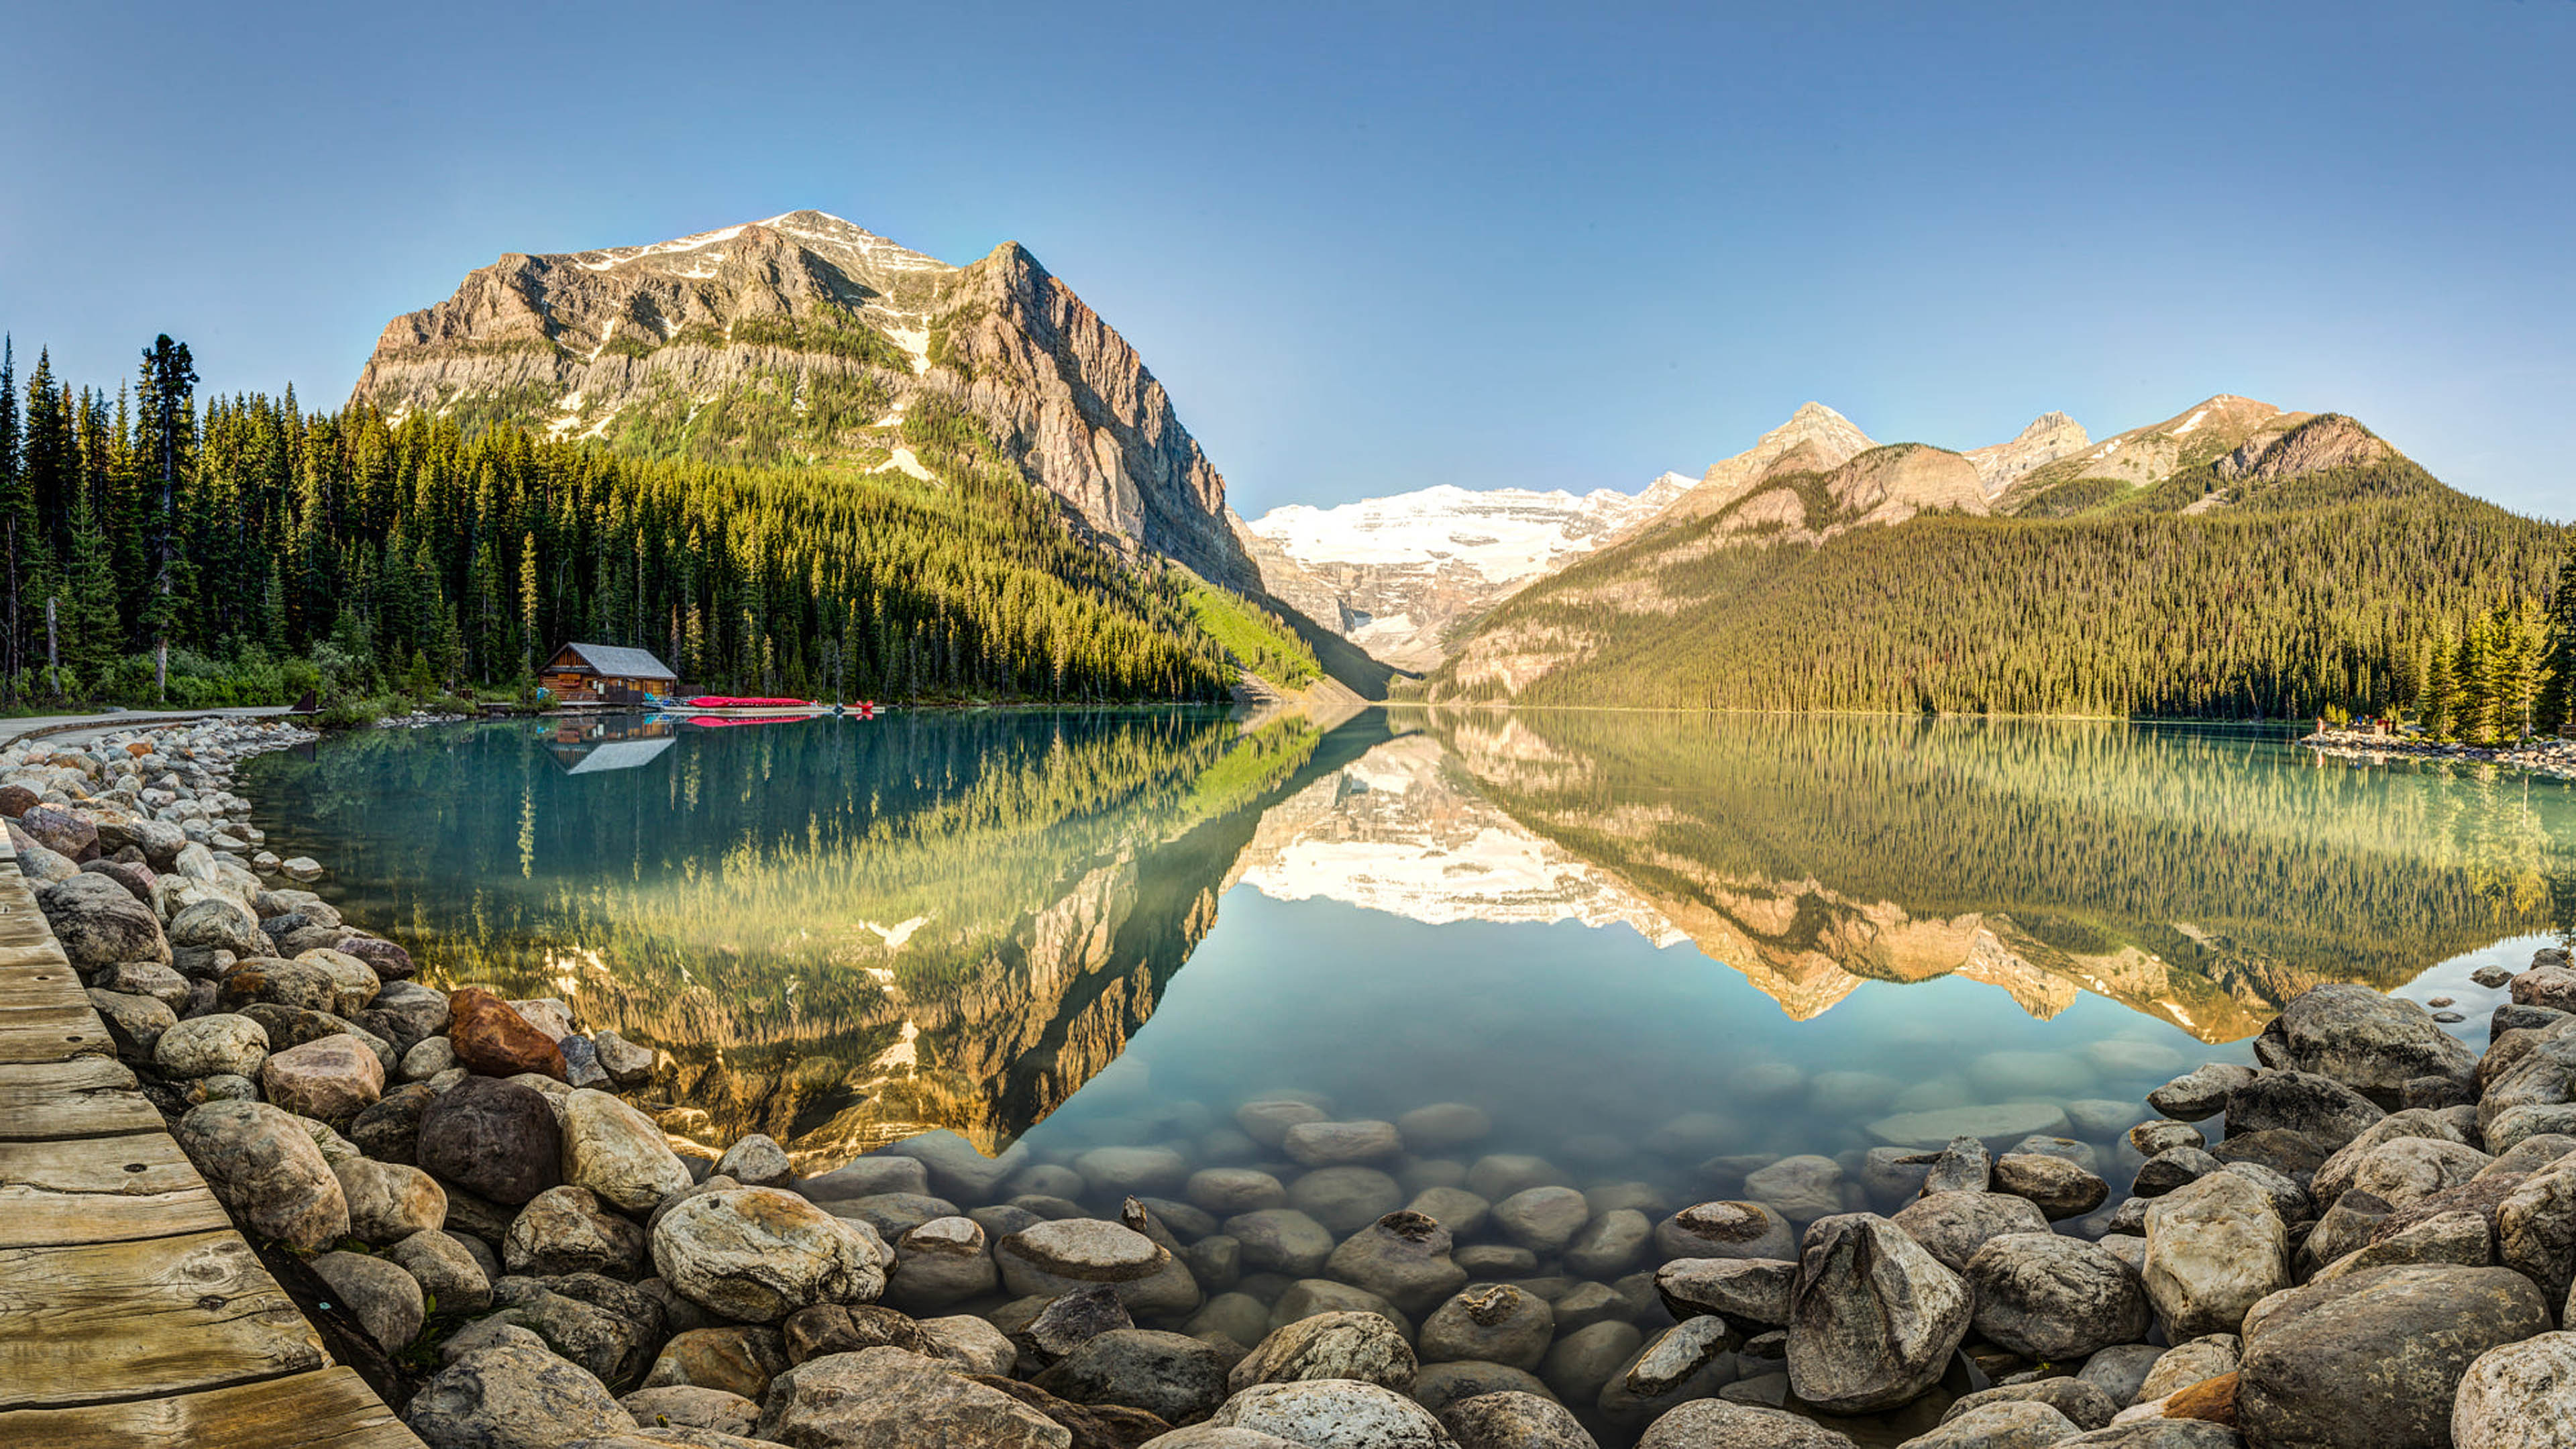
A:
1966,411,2092,496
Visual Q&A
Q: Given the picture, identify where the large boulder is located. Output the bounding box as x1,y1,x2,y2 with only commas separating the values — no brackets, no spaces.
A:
2261,983,2479,1104
2237,1265,2549,1449
652,1186,890,1322
174,1099,348,1250
559,1088,691,1212
505,1185,649,1277
1655,1257,1796,1328
311,1250,425,1351
1786,1213,1972,1413
2453,1332,2576,1448
168,896,270,957
1419,1286,1554,1373
417,1074,564,1205
1888,1191,2049,1274
885,1216,1000,1312
757,1346,1072,1448
2225,1070,2385,1148
407,1340,637,1449
1632,1400,1857,1448
1966,1232,2149,1361
1034,1329,1232,1426
1900,1402,2079,1449
387,1230,492,1314
1441,1391,1603,1449
447,986,569,1080
2142,1170,2288,1340
2498,1162,2576,1303
261,1034,384,1127
153,1012,270,1078
39,871,168,968
333,1157,447,1243
1230,1311,1416,1393
1208,1379,1450,1448
1653,1201,1796,1261
1322,1210,1466,1315
996,1218,1172,1299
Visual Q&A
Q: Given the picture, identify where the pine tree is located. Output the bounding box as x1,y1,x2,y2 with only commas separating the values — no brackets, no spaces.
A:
2538,539,2576,737
2423,643,2459,741
137,336,197,700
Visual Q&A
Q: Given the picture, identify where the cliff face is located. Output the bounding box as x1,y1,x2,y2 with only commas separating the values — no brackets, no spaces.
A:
350,210,1257,591
1964,411,2091,496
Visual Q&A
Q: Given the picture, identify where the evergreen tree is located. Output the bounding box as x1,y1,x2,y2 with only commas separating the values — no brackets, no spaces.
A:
2422,641,2459,741
2539,539,2576,737
136,336,197,700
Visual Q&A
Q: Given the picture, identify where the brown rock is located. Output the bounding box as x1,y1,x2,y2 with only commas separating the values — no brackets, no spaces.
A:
2165,1371,2237,1427
448,986,568,1080
262,1034,386,1126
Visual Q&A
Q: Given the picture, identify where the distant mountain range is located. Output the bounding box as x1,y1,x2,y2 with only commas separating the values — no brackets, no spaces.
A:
354,211,2559,719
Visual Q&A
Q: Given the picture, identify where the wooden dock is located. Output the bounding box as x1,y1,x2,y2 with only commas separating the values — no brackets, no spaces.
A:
0,856,424,1446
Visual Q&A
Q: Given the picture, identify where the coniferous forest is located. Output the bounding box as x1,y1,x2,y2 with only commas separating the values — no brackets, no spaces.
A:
0,335,1254,712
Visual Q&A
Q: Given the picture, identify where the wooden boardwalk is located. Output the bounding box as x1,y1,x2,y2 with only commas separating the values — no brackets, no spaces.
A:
0,855,423,1446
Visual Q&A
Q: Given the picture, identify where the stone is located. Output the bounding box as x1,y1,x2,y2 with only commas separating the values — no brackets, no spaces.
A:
2133,1147,2224,1197
885,1215,998,1311
798,1154,934,1201
1631,1400,1858,1448
1281,1119,1403,1167
86,987,176,1057
1397,1103,1492,1151
1866,1102,2071,1149
1945,1379,2120,1431
261,1033,384,1126
1625,1314,1733,1398
1966,1232,2150,1361
1034,1328,1231,1426
782,1303,933,1363
40,871,169,969
388,1229,493,1313
2497,1163,2576,1303
2309,1108,2471,1207
593,1028,657,1086
1074,1144,1189,1197
360,980,451,1053
1017,1283,1134,1364
290,948,382,1018
1224,1210,1336,1277
1235,1099,1328,1148
1187,1169,1287,1216
333,934,415,982
1745,1155,1846,1222
408,1341,637,1449
1656,1256,1794,1327
1920,1135,1992,1195
1466,1153,1565,1201
334,1156,447,1242
174,1099,347,1250
653,1186,890,1322
620,1385,759,1438
448,985,570,1080
488,1274,666,1387
1208,1379,1448,1448
88,958,190,1008
169,896,269,957
712,1134,792,1188
2129,1120,2206,1157
154,1012,270,1078
561,1088,692,1212
2226,1069,2384,1147
922,1315,1019,1377
1540,1320,1642,1405
1653,1201,1796,1261
1491,1185,1591,1254
1228,1311,1416,1393
1889,1190,2051,1275
1901,1402,2079,1449
1267,1279,1411,1338
2148,1063,2257,1121
1322,1210,1466,1315
2137,1334,2240,1403
1287,1166,1404,1235
2261,984,2478,1104
2237,1265,2551,1449
2452,1331,2576,1449
755,1346,1072,1449
1563,1208,1652,1279
998,1218,1172,1301
17,804,98,859
643,1326,792,1399
507,1185,650,1277
215,957,343,1016
2142,1170,2287,1340
1992,1152,2108,1220
350,1083,435,1165
883,1128,1026,1202
1787,1213,1971,1413
417,1074,566,1205
1440,1390,1599,1449
1420,1285,1554,1372
311,1250,424,1350
1407,1362,1548,1418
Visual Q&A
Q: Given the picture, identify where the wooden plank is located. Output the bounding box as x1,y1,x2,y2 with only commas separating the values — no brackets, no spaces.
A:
0,1003,117,1063
0,1230,326,1409
0,1135,231,1248
0,1057,158,1139
0,1366,424,1447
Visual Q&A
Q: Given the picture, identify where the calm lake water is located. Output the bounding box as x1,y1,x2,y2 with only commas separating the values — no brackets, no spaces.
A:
239,706,2576,1203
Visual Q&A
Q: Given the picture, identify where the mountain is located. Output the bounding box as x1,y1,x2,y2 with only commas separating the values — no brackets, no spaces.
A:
1240,475,1691,670
352,209,1258,593
1426,394,2564,716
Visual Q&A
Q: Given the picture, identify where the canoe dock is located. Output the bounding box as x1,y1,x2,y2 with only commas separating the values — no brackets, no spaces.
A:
0,856,424,1446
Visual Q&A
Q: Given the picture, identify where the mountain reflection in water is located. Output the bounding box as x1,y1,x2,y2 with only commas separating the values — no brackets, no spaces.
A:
242,708,2576,1171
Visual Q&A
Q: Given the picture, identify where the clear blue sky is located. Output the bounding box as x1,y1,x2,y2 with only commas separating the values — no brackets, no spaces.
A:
3,1,2570,519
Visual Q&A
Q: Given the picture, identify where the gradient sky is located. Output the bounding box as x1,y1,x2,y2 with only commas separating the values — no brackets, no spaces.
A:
3,2,2570,519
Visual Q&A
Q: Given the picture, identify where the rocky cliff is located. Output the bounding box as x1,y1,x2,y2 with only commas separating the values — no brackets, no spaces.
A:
1964,411,2091,495
351,210,1258,590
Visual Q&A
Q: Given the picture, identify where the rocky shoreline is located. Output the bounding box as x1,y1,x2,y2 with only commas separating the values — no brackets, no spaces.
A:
13,716,2576,1448
2300,727,2576,782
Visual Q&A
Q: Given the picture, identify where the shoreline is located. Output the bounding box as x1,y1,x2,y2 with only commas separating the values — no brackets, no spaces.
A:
13,716,2576,1446
2298,727,2576,782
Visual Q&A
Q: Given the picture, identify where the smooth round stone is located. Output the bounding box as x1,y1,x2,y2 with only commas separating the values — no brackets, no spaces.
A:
1543,1319,1645,1403
2008,1135,2101,1172
1075,1145,1189,1197
2088,1038,2190,1079
1394,1103,1491,1151
1808,1071,1901,1114
883,1216,997,1311
1586,1182,1672,1218
2067,1099,2147,1138
1209,1379,1449,1447
651,1187,890,1322
1282,1120,1403,1167
1224,1210,1337,1277
1287,1167,1404,1236
1411,1362,1554,1417
1008,1164,1088,1200
559,1087,691,1213
1727,1061,1809,1103
996,1218,1171,1298
156,1012,270,1079
828,1191,967,1242
1889,1190,2052,1275
1564,1208,1653,1278
1321,1210,1466,1316
1398,1159,1468,1195
1198,1128,1260,1164
1419,1285,1554,1371
1867,1103,2074,1150
1491,1185,1591,1254
1236,1100,1329,1149
1466,1155,1564,1201
1455,1244,1540,1277
1745,1155,1847,1222
1187,1291,1275,1349
1267,1279,1414,1338
1644,1113,1740,1158
1552,1281,1632,1332
1189,1169,1287,1216
1654,1201,1797,1261
1967,1051,2095,1099
2131,1120,2207,1157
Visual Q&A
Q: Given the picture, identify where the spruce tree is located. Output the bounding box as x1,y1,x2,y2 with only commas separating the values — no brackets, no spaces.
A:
2538,539,2576,737
137,336,197,700
2424,641,2459,741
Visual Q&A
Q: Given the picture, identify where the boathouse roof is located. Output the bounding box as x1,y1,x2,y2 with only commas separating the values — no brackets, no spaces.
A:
552,642,678,680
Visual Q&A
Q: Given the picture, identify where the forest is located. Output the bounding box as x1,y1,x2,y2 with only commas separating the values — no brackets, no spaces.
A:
0,335,1320,714
1436,469,2576,734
